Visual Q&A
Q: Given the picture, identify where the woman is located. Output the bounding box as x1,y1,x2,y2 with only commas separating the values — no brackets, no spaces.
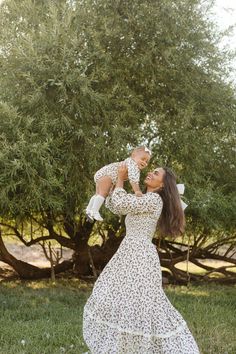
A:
83,164,200,354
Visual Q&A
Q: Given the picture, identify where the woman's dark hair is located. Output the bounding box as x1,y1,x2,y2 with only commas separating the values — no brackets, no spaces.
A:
155,167,185,237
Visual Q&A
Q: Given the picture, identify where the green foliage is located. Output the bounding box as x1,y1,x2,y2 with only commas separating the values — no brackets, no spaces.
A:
0,0,235,232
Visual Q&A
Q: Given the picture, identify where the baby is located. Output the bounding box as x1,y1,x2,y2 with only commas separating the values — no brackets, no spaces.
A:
85,146,152,222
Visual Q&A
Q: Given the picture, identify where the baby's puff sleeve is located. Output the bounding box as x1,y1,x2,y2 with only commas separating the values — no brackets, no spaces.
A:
126,158,140,184
105,187,163,216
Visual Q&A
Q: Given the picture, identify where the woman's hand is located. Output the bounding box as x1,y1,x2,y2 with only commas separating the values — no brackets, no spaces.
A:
114,162,128,189
117,162,128,181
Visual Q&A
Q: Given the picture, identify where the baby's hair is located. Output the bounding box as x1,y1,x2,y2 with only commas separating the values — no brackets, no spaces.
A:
131,145,152,156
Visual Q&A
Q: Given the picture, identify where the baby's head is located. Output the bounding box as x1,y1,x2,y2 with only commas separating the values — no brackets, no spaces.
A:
131,146,151,170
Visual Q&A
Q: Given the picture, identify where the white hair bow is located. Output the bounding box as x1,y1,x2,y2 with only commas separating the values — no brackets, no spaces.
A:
144,146,152,155
176,183,188,210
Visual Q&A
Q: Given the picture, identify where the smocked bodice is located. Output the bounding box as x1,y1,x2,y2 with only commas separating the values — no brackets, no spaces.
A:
105,187,163,242
124,213,158,241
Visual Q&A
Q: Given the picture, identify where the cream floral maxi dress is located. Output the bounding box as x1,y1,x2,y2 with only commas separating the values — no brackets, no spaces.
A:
83,188,200,354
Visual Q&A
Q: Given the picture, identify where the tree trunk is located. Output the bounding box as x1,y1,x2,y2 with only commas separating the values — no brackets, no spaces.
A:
0,232,73,279
72,227,124,278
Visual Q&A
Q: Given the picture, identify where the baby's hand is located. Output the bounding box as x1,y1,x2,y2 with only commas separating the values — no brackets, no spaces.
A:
118,162,128,181
135,191,143,197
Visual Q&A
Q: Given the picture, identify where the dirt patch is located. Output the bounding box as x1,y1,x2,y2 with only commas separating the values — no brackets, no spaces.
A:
0,242,73,268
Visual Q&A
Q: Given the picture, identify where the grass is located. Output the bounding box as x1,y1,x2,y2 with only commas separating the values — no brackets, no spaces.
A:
165,284,236,354
0,279,89,354
0,279,235,354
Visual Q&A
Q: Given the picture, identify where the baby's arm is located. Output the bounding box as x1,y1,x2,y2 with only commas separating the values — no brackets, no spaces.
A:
130,182,143,197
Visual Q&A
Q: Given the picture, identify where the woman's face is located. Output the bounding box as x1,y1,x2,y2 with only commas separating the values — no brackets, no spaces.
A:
144,168,165,190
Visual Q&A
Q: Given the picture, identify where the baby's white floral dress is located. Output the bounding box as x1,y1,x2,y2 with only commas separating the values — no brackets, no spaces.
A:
94,158,140,185
83,188,200,354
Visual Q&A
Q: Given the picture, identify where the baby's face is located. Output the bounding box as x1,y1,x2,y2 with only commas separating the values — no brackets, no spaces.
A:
132,151,151,170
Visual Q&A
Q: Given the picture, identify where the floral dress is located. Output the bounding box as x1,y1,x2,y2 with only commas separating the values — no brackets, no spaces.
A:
83,188,200,354
94,158,140,185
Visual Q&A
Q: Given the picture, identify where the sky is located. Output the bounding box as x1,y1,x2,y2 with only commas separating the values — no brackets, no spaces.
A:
213,0,236,82
213,0,236,48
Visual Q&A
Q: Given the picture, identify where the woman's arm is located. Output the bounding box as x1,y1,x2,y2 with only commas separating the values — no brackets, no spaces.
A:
105,163,163,215
115,161,128,188
107,187,162,215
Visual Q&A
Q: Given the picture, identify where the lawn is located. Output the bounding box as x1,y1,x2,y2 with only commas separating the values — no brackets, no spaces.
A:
0,279,235,354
